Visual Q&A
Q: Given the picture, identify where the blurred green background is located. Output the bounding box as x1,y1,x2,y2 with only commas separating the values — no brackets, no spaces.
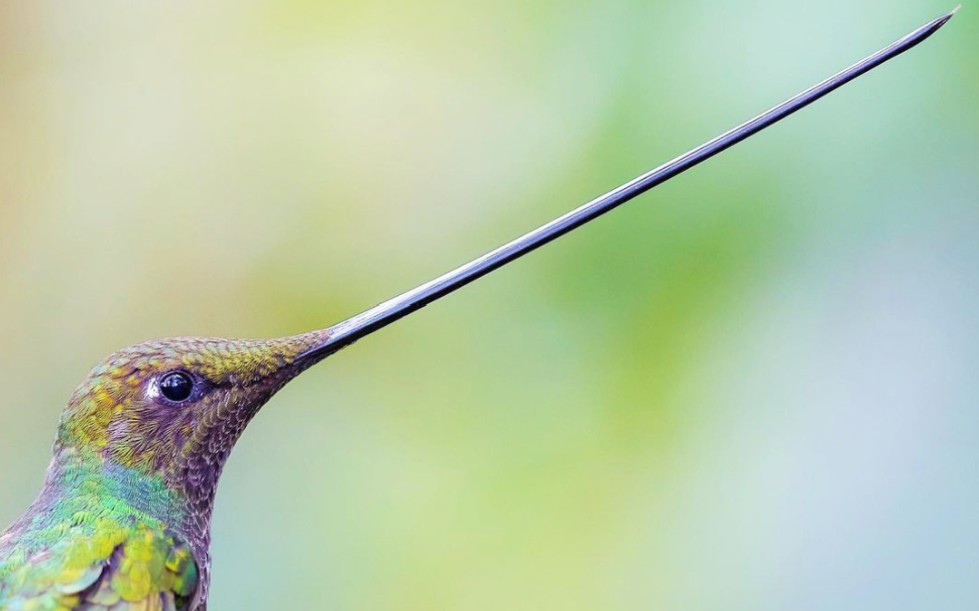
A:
1,1,977,609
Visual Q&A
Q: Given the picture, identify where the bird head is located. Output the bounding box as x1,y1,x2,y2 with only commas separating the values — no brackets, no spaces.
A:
55,331,331,500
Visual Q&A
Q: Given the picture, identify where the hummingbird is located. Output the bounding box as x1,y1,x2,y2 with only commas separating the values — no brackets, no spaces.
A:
0,10,956,611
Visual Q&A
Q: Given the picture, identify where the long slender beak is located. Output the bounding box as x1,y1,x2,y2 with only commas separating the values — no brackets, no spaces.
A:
297,8,957,365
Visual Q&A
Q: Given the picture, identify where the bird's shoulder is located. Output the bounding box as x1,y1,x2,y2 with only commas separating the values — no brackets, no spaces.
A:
0,514,199,610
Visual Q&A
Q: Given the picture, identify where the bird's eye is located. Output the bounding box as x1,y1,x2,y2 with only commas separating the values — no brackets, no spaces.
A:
159,371,195,403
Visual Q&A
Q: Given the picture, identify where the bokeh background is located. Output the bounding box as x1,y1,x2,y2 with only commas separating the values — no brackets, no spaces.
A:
1,1,977,609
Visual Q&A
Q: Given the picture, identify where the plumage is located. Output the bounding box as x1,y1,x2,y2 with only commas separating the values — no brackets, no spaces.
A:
1,333,329,610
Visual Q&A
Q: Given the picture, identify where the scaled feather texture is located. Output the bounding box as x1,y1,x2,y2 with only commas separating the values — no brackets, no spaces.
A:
0,333,329,610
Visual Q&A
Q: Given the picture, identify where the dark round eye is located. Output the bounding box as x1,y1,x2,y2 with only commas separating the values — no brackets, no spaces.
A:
159,371,195,403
